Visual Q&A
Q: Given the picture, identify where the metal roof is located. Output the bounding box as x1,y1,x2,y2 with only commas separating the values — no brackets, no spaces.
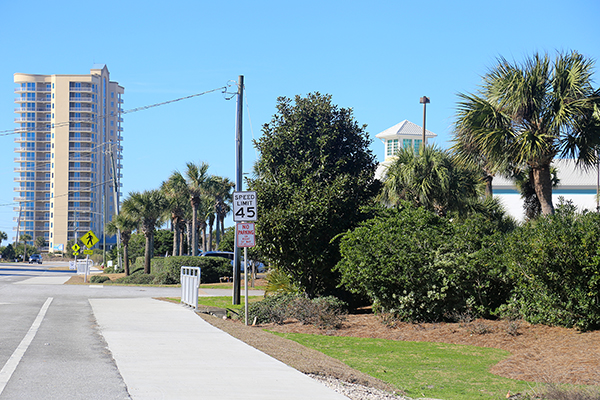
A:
375,120,437,140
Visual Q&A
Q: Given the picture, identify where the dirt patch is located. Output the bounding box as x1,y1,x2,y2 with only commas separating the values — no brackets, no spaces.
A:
203,311,600,387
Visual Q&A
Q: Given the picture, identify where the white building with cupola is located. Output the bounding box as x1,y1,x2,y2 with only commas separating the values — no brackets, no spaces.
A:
374,120,437,179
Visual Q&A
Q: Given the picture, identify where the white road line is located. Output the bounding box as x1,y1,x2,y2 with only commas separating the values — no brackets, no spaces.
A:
0,297,53,395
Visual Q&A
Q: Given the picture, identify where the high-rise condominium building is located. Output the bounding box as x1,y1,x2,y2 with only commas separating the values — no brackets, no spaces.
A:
13,64,124,252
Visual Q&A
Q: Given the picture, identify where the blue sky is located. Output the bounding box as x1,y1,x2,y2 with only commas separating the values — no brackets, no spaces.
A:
1,0,599,238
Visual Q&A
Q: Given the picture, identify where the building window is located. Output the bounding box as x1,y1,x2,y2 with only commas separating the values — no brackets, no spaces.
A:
414,139,422,153
386,139,399,156
403,139,412,150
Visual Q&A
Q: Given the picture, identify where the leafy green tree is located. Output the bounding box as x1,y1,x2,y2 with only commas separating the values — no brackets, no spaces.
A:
249,92,379,297
378,146,482,216
0,231,7,247
153,229,174,257
121,190,167,274
106,212,138,275
35,236,46,251
2,244,15,261
454,51,600,215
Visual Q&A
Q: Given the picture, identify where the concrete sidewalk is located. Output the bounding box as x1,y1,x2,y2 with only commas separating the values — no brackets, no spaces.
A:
90,297,349,400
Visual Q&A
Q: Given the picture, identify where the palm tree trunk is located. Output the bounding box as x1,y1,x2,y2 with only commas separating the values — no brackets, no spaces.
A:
179,220,186,256
144,233,152,274
484,175,493,198
123,243,130,276
208,215,215,252
186,220,192,255
200,221,207,253
191,201,199,256
172,217,180,256
532,164,555,215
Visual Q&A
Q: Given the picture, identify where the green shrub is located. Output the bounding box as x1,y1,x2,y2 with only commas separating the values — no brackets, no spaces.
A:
90,275,111,284
151,256,231,284
503,202,600,331
113,272,156,285
335,203,512,322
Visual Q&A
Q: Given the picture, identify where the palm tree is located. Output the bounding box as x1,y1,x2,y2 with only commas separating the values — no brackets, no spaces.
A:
106,213,138,276
454,51,600,215
184,162,211,256
161,171,189,256
451,126,511,198
211,176,234,247
121,190,167,274
378,146,482,216
20,234,32,262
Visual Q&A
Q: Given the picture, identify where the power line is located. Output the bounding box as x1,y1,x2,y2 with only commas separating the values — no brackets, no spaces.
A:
0,85,228,137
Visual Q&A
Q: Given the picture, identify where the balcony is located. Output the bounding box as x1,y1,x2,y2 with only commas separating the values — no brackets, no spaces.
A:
70,206,92,212
14,117,36,122
69,126,94,133
69,165,93,172
69,194,92,201
69,155,92,162
69,116,96,122
69,176,93,182
69,96,94,103
69,86,94,93
14,127,50,133
69,135,94,142
69,106,94,112
14,165,50,173
69,186,92,192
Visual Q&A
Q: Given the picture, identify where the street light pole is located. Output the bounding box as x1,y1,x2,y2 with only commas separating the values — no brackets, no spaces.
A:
420,96,430,149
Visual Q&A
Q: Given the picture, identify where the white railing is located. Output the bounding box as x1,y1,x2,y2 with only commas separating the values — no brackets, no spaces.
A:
70,259,94,282
180,266,200,310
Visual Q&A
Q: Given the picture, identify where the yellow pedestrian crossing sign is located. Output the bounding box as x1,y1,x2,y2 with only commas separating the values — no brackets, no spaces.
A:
72,243,80,252
82,230,99,249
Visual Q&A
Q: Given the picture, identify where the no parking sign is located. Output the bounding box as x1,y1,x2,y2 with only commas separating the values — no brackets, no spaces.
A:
236,223,255,247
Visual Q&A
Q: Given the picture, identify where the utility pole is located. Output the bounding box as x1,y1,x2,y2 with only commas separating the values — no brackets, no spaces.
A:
233,75,244,305
420,96,430,149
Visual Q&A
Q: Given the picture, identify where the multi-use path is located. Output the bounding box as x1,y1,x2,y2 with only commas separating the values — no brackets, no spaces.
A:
0,262,348,399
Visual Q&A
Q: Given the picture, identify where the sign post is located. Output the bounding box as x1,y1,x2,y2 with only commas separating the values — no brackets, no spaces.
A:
237,222,256,326
81,230,99,282
232,191,257,307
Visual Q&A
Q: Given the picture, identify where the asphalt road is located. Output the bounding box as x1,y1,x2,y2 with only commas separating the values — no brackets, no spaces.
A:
0,262,181,400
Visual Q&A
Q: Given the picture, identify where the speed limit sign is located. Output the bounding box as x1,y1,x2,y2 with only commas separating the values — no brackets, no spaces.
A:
233,191,257,222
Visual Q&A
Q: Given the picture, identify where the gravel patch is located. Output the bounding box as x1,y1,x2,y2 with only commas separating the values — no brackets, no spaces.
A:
309,374,409,399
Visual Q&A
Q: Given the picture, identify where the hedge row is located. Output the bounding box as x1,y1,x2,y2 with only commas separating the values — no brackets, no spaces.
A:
336,201,600,331
123,256,232,284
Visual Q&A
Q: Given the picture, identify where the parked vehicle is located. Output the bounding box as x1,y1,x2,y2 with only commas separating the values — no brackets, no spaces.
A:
29,254,42,264
201,251,234,260
201,251,265,273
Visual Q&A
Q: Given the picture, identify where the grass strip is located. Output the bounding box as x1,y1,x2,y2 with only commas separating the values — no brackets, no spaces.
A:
273,332,534,400
166,296,263,314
